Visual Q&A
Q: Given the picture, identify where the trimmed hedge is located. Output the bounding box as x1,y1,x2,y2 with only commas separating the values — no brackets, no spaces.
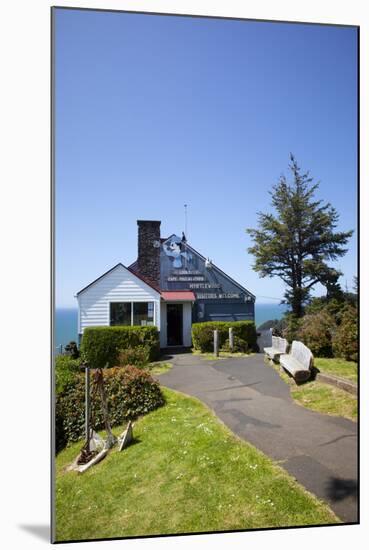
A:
221,335,249,353
80,326,160,369
192,321,257,353
56,365,165,453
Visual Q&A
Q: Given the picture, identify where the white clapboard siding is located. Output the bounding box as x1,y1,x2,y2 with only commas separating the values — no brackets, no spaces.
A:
77,264,161,334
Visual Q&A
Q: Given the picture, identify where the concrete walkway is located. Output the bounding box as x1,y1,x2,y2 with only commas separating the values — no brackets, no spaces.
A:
159,352,358,523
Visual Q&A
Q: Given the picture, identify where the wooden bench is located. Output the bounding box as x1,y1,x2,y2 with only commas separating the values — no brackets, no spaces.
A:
264,336,288,362
279,340,313,382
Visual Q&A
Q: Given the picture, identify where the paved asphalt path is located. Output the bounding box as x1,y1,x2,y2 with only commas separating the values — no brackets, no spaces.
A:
159,352,358,523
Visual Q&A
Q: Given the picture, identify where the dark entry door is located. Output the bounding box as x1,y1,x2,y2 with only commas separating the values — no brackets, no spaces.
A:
167,304,183,346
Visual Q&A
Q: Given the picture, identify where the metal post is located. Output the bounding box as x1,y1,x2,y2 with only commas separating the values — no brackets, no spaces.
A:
184,204,188,270
214,329,219,357
59,344,63,355
85,365,90,452
229,327,234,352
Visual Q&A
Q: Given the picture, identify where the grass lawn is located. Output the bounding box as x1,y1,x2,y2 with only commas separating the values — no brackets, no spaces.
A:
55,388,338,541
314,358,358,383
291,382,357,421
266,360,357,422
146,361,173,375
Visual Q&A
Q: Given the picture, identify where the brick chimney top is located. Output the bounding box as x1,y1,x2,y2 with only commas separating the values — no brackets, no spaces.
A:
137,220,161,288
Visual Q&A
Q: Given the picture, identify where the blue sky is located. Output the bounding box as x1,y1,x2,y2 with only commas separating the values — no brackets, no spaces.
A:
54,9,357,307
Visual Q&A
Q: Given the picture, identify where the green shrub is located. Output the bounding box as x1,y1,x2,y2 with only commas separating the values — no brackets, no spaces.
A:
305,298,347,324
332,306,358,362
221,335,249,353
55,400,68,453
55,365,164,453
80,326,160,369
55,355,82,395
192,324,215,352
278,314,302,342
118,345,150,368
297,310,335,357
192,321,257,353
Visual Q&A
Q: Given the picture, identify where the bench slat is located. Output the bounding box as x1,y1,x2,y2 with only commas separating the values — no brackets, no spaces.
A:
280,340,313,382
265,336,288,362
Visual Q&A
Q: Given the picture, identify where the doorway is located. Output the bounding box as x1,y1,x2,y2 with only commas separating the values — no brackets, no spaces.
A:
166,304,183,346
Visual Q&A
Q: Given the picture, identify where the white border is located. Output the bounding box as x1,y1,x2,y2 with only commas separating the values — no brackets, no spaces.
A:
1,1,366,549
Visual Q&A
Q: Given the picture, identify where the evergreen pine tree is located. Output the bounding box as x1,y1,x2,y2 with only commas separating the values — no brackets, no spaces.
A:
247,154,353,317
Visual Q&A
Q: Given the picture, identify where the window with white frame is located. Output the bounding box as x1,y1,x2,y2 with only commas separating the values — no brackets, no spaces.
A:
110,302,154,327
133,302,154,326
110,302,131,326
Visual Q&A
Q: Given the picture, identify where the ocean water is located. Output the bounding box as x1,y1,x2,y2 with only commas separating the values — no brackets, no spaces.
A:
55,308,78,353
255,303,288,327
55,303,287,352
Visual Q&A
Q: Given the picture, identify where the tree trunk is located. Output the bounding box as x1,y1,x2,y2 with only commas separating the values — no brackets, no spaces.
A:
291,287,303,318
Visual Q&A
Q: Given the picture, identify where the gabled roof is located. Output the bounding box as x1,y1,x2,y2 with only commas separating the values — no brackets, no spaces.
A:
126,261,161,292
129,237,255,299
127,266,161,293
128,259,138,271
76,263,161,296
176,239,256,299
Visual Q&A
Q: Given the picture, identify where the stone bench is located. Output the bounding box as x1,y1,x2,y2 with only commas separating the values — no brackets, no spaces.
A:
264,336,289,362
279,340,313,383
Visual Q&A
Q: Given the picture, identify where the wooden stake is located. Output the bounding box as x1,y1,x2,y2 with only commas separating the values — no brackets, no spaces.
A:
229,327,234,352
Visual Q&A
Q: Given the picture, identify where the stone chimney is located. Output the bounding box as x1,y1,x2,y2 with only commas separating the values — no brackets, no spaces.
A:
137,220,161,288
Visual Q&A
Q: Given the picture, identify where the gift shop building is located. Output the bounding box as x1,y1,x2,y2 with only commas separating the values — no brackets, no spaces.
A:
76,220,255,348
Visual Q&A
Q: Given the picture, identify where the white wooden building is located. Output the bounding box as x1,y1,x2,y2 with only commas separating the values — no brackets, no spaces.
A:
76,262,195,348
76,220,254,349
77,263,161,333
